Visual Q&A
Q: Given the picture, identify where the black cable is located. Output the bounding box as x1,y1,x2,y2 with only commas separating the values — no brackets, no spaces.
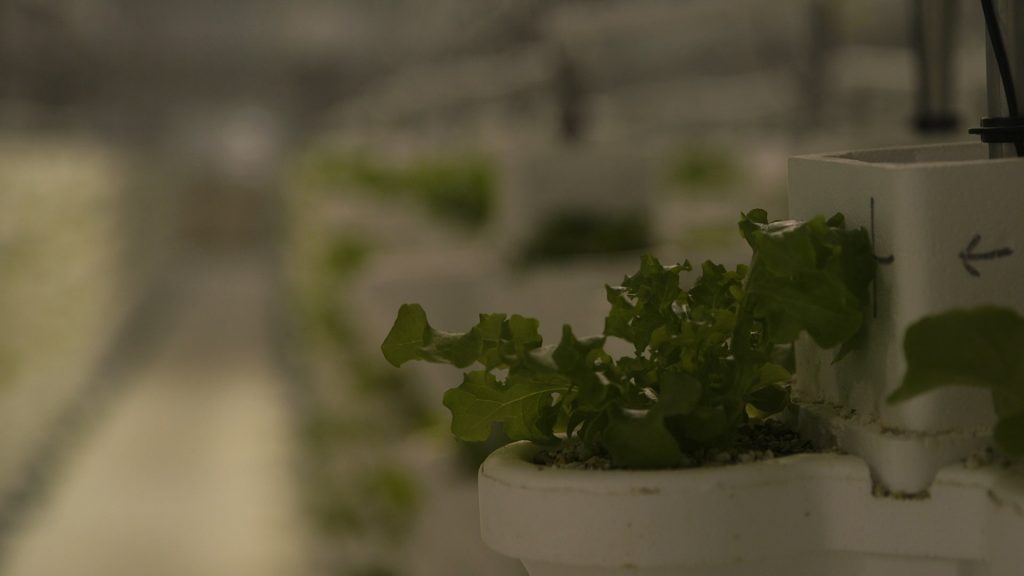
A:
982,0,1019,116
980,0,1024,156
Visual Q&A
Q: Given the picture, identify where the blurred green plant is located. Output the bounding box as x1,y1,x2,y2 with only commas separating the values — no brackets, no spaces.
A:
522,213,649,263
310,234,372,345
888,306,1024,455
299,151,495,228
665,146,743,194
677,222,745,252
310,466,420,541
294,230,435,434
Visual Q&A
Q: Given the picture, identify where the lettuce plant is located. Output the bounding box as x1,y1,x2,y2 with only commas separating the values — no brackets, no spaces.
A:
521,213,649,262
381,210,874,468
300,151,494,227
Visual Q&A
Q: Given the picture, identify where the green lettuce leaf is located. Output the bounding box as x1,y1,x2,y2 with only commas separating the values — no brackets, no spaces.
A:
443,370,568,443
889,306,1024,455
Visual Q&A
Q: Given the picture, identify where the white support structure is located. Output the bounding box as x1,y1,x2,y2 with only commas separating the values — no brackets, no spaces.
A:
479,441,1024,576
789,141,1024,492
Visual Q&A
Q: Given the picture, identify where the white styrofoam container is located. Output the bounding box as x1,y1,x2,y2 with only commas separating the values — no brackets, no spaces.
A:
480,441,1024,576
789,142,1024,491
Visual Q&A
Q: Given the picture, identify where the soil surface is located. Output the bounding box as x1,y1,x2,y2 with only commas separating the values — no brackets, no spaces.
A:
533,420,818,470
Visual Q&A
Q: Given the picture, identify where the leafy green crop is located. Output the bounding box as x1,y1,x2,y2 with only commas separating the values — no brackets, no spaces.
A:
300,151,494,227
888,306,1024,455
522,213,650,263
382,210,874,468
666,146,743,194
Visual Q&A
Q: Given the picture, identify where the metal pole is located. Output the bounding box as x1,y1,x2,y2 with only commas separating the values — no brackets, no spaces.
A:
912,0,959,133
986,0,1024,158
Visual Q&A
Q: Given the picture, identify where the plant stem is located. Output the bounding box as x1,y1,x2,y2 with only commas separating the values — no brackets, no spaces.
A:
731,255,760,398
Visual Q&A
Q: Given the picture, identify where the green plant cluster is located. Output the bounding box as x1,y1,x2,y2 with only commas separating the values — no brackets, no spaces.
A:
382,210,875,468
307,234,372,345
302,151,494,227
310,465,420,541
522,212,650,263
889,306,1024,455
666,146,743,193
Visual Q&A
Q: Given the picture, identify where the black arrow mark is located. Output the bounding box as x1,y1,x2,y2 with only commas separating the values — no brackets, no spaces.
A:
959,234,1013,277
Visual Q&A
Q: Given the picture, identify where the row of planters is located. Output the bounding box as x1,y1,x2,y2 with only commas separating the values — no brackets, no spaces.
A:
379,141,1024,575
280,136,796,574
281,140,519,576
290,136,772,260
0,136,172,510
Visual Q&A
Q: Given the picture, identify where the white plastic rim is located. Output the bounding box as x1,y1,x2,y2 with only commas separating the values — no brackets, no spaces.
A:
479,441,1024,576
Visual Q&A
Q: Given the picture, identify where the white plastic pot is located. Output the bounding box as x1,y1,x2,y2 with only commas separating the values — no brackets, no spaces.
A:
469,142,1024,575
789,142,1024,492
479,441,1024,576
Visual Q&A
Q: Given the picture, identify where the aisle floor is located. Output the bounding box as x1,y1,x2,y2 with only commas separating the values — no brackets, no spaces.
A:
2,259,310,576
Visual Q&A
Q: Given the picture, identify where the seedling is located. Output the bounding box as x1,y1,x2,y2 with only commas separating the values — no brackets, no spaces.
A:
521,212,649,262
299,150,494,227
382,210,875,468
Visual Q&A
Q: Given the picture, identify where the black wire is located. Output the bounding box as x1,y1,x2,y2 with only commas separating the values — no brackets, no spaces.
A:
982,0,1019,116
981,0,1024,156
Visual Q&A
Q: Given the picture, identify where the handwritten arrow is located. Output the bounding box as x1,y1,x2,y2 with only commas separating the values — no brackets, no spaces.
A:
959,234,1013,277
